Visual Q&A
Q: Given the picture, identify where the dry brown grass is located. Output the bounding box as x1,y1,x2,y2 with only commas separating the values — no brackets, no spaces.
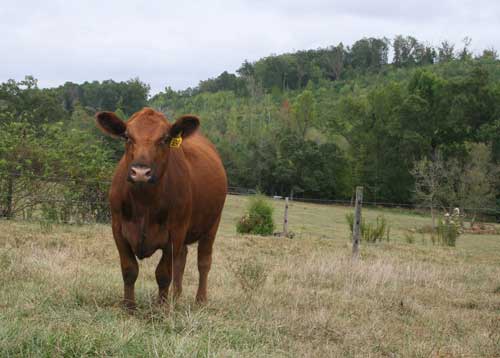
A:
0,195,499,357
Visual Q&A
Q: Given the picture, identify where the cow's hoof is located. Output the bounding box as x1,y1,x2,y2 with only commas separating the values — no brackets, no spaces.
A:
123,300,136,312
157,295,170,306
195,295,207,305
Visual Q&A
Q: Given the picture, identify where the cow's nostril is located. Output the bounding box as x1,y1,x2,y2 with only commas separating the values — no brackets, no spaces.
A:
129,166,153,182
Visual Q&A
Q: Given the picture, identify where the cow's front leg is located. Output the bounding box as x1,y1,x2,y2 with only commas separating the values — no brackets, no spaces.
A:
155,250,172,304
115,239,139,309
112,217,139,310
120,249,139,310
156,229,187,304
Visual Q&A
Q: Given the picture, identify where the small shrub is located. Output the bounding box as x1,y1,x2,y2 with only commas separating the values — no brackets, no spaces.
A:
365,216,390,243
346,213,390,243
233,258,268,293
416,224,434,234
432,219,460,247
39,203,58,233
236,196,274,236
346,213,354,232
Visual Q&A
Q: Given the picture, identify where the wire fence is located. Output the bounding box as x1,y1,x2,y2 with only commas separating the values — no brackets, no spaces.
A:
0,173,499,230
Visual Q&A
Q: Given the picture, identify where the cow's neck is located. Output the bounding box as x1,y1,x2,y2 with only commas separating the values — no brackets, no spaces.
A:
129,182,164,208
127,150,190,217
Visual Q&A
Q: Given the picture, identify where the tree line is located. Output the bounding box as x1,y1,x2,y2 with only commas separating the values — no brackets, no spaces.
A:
189,35,495,95
1,35,499,222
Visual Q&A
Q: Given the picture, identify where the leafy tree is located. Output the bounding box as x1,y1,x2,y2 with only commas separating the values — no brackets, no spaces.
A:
237,60,255,78
458,37,473,61
457,143,499,225
198,71,247,95
0,118,42,217
350,37,389,70
315,44,346,80
0,89,113,221
393,35,436,67
0,76,68,124
292,87,316,139
438,41,455,62
411,154,448,228
479,48,498,60
58,78,150,115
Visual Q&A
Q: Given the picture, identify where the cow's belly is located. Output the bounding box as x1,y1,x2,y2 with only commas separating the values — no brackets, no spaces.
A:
184,230,204,245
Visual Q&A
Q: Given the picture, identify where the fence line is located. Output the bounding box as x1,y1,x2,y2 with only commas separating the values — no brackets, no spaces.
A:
1,173,499,213
1,184,498,246
0,192,498,213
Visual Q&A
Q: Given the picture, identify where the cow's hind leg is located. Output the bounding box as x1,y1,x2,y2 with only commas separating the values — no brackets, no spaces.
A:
196,218,221,304
172,245,188,299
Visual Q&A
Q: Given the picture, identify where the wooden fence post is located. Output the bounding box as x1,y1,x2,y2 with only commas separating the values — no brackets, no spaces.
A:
283,197,289,238
352,186,363,259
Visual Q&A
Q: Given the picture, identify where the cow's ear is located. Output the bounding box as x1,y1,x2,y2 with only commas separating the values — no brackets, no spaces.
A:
95,112,127,139
169,114,200,138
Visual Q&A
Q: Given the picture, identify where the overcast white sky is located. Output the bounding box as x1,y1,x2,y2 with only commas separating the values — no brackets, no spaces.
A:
1,0,499,94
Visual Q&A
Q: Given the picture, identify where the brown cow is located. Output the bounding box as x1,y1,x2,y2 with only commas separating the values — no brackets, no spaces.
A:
96,108,227,309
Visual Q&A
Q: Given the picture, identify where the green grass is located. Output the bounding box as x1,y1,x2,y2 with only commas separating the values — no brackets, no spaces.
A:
0,195,499,357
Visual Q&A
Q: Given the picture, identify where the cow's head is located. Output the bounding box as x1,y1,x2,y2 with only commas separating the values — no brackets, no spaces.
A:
96,108,199,184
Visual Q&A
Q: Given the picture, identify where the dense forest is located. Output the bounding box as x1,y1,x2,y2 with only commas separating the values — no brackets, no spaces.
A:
1,35,499,221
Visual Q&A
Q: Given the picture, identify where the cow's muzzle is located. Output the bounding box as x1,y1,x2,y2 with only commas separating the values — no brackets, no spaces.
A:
128,164,154,183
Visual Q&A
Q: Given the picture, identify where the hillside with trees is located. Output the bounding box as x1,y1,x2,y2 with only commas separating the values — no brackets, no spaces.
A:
1,35,499,221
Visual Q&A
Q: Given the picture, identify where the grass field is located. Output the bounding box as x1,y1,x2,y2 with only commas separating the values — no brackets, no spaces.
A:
0,195,499,357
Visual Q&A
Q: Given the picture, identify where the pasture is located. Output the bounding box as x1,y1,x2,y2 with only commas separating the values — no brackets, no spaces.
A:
0,195,499,357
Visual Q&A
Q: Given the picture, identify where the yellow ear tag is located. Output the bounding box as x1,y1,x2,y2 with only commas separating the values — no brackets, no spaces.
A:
169,132,183,148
